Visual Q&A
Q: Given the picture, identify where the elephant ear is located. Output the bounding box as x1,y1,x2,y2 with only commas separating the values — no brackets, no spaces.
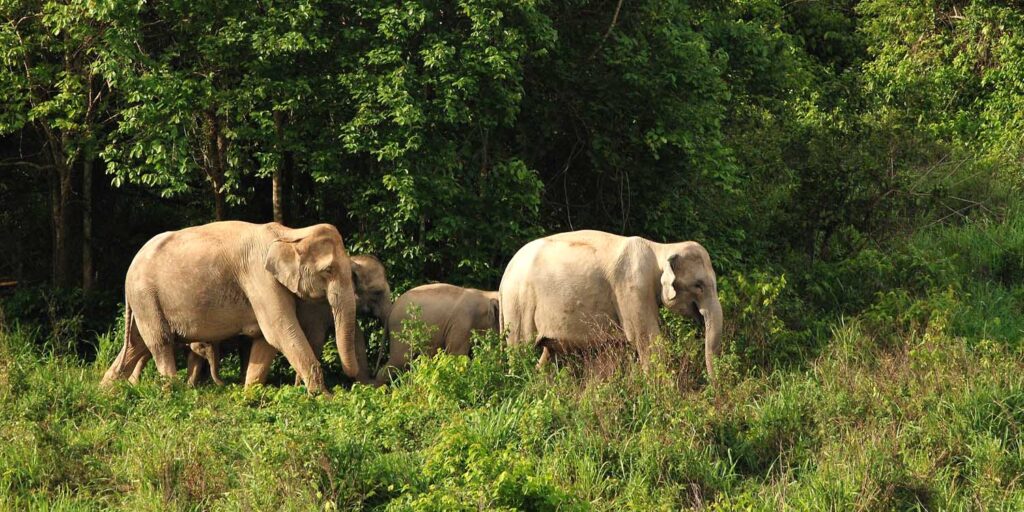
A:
350,258,365,295
660,254,679,304
265,238,304,295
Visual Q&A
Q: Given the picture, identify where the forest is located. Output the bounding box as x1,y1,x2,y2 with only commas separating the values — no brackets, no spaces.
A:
1,0,1023,509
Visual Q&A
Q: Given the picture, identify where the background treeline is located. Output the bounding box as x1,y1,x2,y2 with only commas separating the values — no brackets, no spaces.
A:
3,1,1024,509
2,0,1023,336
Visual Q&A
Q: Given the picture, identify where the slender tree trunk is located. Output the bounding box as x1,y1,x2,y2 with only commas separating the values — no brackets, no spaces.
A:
50,160,75,288
205,110,228,221
272,111,291,225
82,158,94,291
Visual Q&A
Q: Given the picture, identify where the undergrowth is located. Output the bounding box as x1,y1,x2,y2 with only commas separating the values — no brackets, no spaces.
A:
1,218,1023,510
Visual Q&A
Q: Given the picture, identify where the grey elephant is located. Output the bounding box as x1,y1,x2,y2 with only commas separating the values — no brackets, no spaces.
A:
101,221,367,393
150,255,392,387
374,283,499,384
499,230,723,380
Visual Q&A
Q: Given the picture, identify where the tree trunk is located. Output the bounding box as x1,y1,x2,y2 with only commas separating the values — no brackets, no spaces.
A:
82,158,94,291
205,110,228,221
50,159,75,288
272,111,291,225
272,168,285,224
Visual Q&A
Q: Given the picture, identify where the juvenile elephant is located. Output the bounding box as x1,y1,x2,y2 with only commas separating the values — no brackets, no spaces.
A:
499,230,723,380
101,221,367,393
167,254,392,387
185,338,249,386
374,283,499,384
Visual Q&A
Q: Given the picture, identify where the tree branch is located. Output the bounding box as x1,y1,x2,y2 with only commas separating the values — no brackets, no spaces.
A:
588,0,624,60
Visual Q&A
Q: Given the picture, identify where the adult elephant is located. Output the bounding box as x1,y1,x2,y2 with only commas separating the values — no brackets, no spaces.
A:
499,230,723,380
374,284,499,384
101,221,367,393
166,254,392,387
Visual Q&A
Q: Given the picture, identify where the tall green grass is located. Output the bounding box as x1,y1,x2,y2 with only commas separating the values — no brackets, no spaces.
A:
2,216,1023,509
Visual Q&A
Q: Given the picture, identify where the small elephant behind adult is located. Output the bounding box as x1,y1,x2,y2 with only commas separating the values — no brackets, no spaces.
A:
185,338,250,386
375,283,499,384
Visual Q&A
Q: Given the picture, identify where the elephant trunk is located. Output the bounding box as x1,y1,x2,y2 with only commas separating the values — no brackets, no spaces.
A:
328,278,366,383
701,293,724,382
378,299,394,325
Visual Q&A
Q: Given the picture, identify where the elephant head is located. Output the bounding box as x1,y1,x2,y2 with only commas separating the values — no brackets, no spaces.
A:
265,224,366,382
350,255,392,323
658,242,723,381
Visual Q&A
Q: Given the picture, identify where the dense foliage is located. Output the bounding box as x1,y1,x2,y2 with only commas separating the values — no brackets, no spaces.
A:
2,0,1023,509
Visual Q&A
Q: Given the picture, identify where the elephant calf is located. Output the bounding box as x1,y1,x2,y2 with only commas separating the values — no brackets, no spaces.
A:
375,283,499,384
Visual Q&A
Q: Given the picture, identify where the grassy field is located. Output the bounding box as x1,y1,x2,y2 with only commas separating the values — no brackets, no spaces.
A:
2,219,1024,510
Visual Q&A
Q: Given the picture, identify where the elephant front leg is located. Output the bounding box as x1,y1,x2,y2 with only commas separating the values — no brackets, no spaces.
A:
186,349,205,387
253,299,328,394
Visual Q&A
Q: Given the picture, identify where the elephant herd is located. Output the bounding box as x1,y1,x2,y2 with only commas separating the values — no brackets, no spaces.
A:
100,221,722,394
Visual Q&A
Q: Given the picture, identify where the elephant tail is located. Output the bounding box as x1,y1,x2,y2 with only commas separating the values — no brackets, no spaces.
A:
497,293,504,336
123,299,134,350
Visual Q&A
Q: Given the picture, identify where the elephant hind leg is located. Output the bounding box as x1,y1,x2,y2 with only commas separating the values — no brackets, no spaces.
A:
129,352,151,384
245,337,277,387
132,307,177,380
535,336,554,369
101,304,150,386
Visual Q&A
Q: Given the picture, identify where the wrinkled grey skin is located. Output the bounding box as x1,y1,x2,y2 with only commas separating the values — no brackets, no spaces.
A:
499,230,724,381
101,221,365,394
154,255,392,387
374,283,499,385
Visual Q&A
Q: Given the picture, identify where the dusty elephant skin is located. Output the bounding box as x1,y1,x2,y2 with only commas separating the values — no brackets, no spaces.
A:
375,283,499,384
499,230,723,381
100,221,367,394
172,254,392,387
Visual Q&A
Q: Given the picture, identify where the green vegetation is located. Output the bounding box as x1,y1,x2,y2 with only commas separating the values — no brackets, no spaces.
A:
2,0,1024,508
3,221,1023,509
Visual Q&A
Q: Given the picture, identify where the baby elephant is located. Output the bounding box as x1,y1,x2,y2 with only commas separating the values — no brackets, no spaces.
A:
375,283,499,384
185,338,249,386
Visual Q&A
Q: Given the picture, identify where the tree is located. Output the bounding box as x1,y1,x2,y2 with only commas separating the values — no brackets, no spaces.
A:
0,0,114,288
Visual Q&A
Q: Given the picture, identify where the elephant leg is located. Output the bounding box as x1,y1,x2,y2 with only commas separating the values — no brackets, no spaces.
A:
135,322,176,379
373,331,411,386
253,299,325,393
614,296,662,372
101,307,153,386
294,311,330,386
129,351,151,384
186,348,205,387
536,344,552,369
244,337,277,387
